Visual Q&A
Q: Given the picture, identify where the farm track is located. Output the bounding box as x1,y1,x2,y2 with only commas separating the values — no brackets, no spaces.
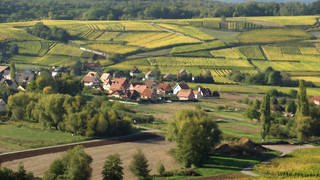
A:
0,132,162,164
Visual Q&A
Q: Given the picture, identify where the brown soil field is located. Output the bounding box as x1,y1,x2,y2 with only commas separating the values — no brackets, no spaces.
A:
2,138,179,180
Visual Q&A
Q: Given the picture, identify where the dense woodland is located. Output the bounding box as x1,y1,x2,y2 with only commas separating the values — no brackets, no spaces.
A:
0,0,320,22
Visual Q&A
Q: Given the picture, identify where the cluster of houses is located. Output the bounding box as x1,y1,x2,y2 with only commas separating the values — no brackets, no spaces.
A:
81,70,217,102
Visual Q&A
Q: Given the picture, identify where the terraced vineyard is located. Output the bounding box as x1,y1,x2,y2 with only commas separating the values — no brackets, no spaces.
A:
1,16,320,86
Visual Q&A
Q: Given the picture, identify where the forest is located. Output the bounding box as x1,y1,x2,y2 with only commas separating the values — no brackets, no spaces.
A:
0,0,320,22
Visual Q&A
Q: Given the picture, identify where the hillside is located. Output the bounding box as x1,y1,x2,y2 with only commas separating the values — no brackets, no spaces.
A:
1,15,319,87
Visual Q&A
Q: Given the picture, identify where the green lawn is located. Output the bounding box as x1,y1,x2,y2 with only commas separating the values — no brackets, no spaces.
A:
0,122,88,152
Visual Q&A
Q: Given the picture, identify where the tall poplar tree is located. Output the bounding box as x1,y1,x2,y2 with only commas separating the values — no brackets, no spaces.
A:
296,80,312,142
260,94,271,141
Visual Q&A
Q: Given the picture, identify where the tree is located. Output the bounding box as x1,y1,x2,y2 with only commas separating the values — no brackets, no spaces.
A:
260,94,271,141
157,163,165,176
246,99,260,120
296,80,312,142
167,110,221,167
286,101,297,114
102,154,123,180
129,149,150,179
44,146,92,180
9,62,16,80
0,165,35,180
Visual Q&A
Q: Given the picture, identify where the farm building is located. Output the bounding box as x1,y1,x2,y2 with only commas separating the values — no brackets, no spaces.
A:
82,71,100,88
173,82,190,95
310,96,320,105
177,89,195,101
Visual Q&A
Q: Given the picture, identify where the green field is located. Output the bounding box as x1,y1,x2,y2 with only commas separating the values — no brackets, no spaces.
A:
0,122,88,152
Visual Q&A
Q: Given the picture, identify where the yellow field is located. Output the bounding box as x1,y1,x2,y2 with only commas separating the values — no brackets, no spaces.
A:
236,16,319,26
211,48,246,59
117,32,200,49
87,43,140,54
262,45,320,62
239,29,312,44
157,23,215,41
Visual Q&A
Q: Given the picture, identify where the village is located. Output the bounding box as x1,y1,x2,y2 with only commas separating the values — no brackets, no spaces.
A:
0,63,219,106
81,66,218,102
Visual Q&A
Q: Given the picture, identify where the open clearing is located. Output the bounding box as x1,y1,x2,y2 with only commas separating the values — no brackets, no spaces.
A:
2,138,178,180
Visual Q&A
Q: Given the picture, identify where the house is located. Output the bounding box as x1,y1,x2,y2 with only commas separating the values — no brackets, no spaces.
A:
140,88,156,100
310,96,320,105
173,82,190,95
0,66,10,80
163,73,176,81
157,83,172,95
145,80,157,89
178,69,188,77
198,87,212,97
85,62,101,71
124,90,140,101
51,66,69,78
100,73,112,90
177,89,195,101
130,67,142,77
109,78,129,94
145,71,155,80
193,90,201,99
16,70,36,86
82,71,100,87
130,84,147,94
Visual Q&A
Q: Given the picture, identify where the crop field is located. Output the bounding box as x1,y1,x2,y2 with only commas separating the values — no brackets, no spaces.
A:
86,43,140,55
171,40,226,54
255,147,320,178
238,29,313,44
95,32,121,41
211,48,246,59
157,23,215,41
252,61,320,72
262,45,320,62
116,32,200,49
238,46,266,60
239,16,320,26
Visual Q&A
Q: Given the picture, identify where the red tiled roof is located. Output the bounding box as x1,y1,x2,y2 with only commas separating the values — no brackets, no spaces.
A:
141,88,154,98
145,80,156,88
82,71,98,83
157,83,171,92
311,96,320,101
133,85,147,94
110,78,128,91
177,89,194,98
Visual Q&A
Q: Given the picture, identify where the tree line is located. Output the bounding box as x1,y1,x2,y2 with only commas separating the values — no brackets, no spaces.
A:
27,23,71,43
0,0,319,22
7,93,133,137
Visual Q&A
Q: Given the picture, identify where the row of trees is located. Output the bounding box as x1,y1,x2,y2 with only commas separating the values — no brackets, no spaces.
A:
27,22,71,42
44,146,151,180
229,67,315,87
7,93,133,137
1,0,319,22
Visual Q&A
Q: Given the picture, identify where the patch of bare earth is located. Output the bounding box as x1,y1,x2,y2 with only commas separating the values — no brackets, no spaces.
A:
1,138,179,180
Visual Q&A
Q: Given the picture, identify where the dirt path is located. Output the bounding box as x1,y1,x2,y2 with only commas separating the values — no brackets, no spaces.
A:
240,144,315,177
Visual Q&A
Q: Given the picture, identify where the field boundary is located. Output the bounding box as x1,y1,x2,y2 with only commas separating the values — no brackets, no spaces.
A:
0,132,162,163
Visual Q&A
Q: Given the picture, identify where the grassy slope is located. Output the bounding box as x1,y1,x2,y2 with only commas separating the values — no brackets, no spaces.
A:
0,122,88,152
